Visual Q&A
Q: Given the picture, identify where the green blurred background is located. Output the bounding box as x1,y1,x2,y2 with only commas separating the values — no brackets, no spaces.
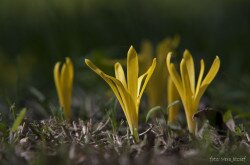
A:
0,0,250,117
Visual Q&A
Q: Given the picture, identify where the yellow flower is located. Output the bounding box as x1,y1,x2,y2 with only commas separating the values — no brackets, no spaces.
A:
141,36,180,109
100,36,180,109
166,50,220,133
139,37,181,126
85,46,156,140
54,57,74,120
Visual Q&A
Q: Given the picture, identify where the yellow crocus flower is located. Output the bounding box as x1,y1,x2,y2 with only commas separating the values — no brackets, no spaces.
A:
100,36,180,109
54,57,74,120
97,36,180,124
166,50,220,133
142,36,180,109
85,46,156,141
139,37,181,125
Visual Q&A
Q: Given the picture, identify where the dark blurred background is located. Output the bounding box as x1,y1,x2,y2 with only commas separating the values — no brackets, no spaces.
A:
0,0,250,117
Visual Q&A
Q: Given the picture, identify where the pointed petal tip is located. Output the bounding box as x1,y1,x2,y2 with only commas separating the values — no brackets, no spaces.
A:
167,52,172,57
152,58,157,63
180,58,185,65
167,52,172,61
65,57,73,68
85,59,93,67
180,59,186,72
128,45,137,55
54,62,61,74
114,62,122,70
214,56,221,67
213,56,221,66
115,62,121,66
85,58,90,63
166,52,173,68
183,49,192,59
55,61,61,67
151,58,157,68
200,59,205,65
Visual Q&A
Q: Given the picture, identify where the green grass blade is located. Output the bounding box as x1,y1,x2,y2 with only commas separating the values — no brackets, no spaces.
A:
146,106,164,122
11,108,27,132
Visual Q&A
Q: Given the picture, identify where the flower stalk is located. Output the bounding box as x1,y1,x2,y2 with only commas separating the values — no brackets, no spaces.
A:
167,76,180,124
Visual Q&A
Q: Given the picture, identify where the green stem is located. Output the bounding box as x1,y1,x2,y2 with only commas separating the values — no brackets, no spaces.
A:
186,112,196,134
132,128,139,143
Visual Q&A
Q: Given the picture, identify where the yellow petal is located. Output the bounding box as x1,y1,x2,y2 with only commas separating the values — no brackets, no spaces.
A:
66,57,74,87
194,56,220,106
180,59,192,105
64,57,74,119
195,59,205,99
201,56,220,86
137,74,145,97
166,53,184,99
61,62,71,118
85,59,125,111
127,46,138,102
85,59,136,132
54,62,63,106
60,63,68,97
104,73,137,132
137,58,156,108
183,50,195,94
65,58,74,98
115,62,127,88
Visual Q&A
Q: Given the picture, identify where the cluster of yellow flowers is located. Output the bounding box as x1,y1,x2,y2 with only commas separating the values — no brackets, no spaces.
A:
53,37,220,141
